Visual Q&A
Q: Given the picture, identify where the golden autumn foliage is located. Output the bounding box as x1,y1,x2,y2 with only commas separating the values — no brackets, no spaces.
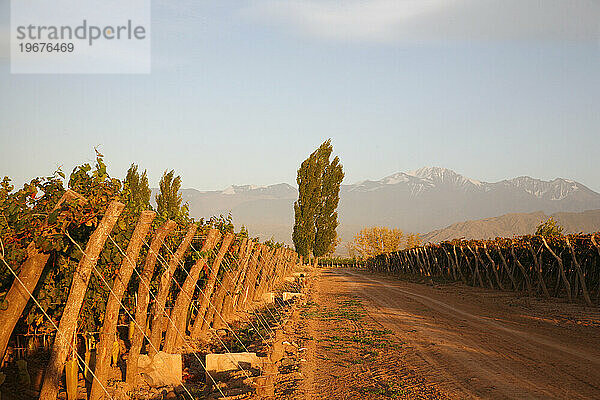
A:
349,227,421,259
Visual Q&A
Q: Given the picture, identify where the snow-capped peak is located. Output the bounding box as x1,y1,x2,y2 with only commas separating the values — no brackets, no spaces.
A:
380,172,413,185
407,166,483,187
221,184,268,195
502,176,581,201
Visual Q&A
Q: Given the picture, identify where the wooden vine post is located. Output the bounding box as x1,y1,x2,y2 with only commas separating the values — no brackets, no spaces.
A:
190,233,234,339
467,246,484,288
254,248,279,301
483,245,504,290
541,236,571,302
90,210,156,400
528,243,549,298
453,245,466,282
474,245,494,289
198,238,244,332
566,237,592,306
224,241,254,319
126,219,177,386
205,266,235,331
461,247,474,284
148,223,198,355
442,248,456,280
210,244,247,331
495,245,517,291
163,228,220,353
39,200,125,400
249,248,274,302
231,243,261,312
0,190,86,364
591,234,600,257
511,243,533,295
240,245,265,309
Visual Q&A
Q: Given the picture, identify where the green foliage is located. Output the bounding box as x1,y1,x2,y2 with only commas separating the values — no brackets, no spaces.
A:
293,139,344,258
0,172,66,269
314,142,344,257
1,151,299,338
535,217,564,237
293,152,320,258
156,170,189,223
0,150,125,333
207,213,234,234
238,225,249,238
123,163,151,213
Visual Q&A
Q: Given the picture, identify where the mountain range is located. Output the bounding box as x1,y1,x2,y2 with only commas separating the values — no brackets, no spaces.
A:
156,167,600,248
421,209,600,243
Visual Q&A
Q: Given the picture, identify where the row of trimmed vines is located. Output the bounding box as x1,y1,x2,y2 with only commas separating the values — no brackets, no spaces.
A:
0,155,298,399
368,234,600,306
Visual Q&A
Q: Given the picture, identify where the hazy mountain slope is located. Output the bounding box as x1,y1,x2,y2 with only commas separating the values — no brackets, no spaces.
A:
152,167,600,245
152,184,296,243
422,209,600,243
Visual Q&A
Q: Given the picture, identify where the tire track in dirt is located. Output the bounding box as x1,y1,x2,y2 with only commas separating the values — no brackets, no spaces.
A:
292,269,455,400
336,269,600,400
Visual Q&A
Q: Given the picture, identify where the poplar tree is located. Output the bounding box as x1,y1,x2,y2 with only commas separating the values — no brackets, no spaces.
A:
156,169,189,221
124,164,151,212
292,153,321,258
293,139,344,259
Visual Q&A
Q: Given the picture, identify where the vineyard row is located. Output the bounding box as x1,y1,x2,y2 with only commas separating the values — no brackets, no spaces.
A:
368,234,600,306
0,189,298,400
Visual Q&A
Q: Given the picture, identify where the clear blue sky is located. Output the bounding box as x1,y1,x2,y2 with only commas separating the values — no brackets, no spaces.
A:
1,0,599,191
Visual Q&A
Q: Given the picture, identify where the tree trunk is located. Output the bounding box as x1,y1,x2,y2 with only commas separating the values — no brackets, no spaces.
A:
39,201,124,400
566,237,592,306
0,190,86,364
190,233,234,339
163,228,220,353
90,210,155,400
542,237,571,302
148,224,198,355
126,220,177,386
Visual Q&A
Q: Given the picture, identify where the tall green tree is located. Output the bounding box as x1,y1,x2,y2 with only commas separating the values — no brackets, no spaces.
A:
156,170,189,221
293,152,321,258
293,139,344,259
314,150,344,257
124,164,151,212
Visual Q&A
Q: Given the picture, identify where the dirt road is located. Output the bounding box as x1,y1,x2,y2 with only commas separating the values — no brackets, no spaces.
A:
279,268,600,399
